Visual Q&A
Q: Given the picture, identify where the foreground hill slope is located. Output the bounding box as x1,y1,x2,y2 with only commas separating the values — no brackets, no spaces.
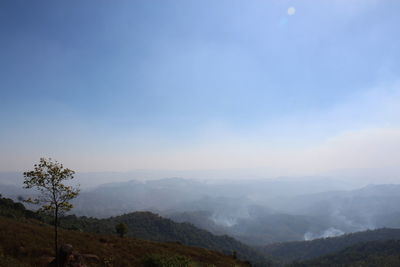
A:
60,212,269,265
0,194,269,266
0,216,250,267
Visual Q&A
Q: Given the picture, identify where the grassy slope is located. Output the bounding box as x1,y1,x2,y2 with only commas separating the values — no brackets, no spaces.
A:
0,216,249,267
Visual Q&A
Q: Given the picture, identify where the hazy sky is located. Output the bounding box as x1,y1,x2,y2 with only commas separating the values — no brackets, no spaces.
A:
1,0,400,175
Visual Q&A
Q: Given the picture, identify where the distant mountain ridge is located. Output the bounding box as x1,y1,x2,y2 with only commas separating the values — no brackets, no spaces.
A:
261,228,400,263
3,178,400,247
288,239,400,267
3,185,400,266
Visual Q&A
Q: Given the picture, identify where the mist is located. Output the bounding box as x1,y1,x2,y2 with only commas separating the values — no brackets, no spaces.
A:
2,169,400,246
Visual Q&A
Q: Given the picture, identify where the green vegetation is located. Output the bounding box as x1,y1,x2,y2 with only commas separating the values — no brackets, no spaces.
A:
115,222,128,238
23,158,80,265
58,212,270,265
4,191,400,266
288,240,400,267
0,215,250,266
0,199,249,267
0,194,254,266
0,194,38,220
142,254,192,267
261,228,400,264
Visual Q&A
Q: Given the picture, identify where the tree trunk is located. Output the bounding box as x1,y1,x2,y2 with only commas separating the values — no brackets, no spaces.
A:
55,207,59,267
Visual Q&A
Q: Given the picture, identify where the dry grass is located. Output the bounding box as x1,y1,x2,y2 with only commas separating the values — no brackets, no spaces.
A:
0,217,249,267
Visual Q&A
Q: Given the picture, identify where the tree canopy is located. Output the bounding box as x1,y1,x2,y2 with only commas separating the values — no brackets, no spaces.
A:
23,158,79,214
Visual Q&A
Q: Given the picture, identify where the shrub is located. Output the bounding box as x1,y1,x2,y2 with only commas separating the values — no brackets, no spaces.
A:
142,254,192,267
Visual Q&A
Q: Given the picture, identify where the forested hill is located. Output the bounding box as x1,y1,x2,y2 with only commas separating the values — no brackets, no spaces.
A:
261,228,400,263
60,212,270,266
0,214,250,266
0,194,271,266
288,239,400,267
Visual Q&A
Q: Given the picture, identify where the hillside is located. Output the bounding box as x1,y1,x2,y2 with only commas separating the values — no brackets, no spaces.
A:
0,194,270,266
0,195,252,266
59,212,270,265
0,216,251,267
261,228,400,263
288,240,400,267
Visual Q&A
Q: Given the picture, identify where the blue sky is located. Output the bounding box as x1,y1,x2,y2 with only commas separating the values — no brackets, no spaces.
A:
1,0,400,174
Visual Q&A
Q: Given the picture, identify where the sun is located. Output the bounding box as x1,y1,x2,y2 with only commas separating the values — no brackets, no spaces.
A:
288,6,296,16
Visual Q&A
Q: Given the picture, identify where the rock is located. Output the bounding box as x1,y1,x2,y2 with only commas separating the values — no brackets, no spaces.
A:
60,244,73,259
39,256,54,266
48,244,98,267
82,254,100,263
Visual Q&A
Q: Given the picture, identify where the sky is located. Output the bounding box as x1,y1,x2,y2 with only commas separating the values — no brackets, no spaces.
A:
1,0,400,176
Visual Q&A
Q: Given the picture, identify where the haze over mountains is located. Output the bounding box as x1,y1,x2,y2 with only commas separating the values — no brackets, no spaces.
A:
2,0,400,265
3,166,400,188
2,171,400,247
